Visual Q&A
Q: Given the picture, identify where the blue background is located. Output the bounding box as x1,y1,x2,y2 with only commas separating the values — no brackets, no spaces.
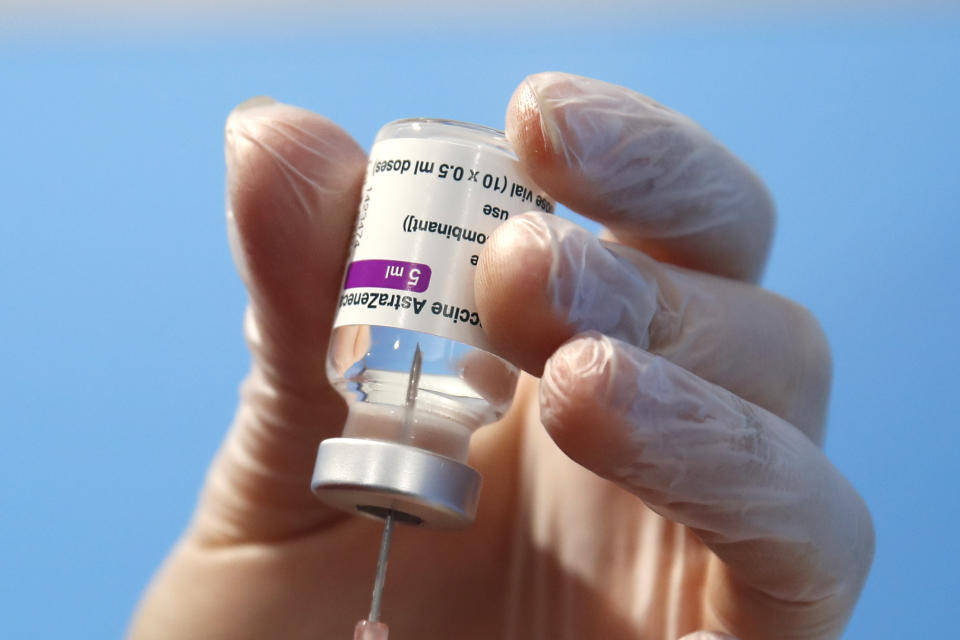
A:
1,8,958,638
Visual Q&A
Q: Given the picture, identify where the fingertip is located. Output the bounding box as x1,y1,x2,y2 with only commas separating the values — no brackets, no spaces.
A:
223,96,366,270
477,212,553,284
227,94,277,119
541,332,666,430
505,73,775,281
223,99,367,364
539,332,636,472
540,335,703,481
224,96,285,179
507,71,614,175
506,73,588,204
540,332,617,418
477,211,658,375
506,71,658,231
476,212,567,374
224,98,366,202
506,76,555,164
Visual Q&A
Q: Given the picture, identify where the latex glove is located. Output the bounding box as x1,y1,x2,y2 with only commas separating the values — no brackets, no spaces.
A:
128,73,873,640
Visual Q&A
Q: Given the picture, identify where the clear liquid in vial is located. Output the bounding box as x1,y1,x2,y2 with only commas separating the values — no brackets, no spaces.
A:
328,325,518,461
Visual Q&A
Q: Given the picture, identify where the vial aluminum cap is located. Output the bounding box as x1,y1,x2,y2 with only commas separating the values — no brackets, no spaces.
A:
311,437,482,528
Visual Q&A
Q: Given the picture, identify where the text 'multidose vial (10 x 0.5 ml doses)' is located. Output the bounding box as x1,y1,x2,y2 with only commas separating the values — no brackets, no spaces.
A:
311,118,554,528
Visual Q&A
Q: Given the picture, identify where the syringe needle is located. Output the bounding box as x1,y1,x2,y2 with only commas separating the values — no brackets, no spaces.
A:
352,511,395,639
368,510,396,623
353,345,416,640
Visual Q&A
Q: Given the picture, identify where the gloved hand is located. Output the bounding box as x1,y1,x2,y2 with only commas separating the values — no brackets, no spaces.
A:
128,73,874,640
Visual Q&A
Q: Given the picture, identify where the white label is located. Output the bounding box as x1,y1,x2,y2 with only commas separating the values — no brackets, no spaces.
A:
333,137,554,352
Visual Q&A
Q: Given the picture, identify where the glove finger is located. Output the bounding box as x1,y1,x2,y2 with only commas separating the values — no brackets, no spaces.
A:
507,72,774,282
477,213,830,439
227,98,365,387
194,98,367,544
539,333,874,640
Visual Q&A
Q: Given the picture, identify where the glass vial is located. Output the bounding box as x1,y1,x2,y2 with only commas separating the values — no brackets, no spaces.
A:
311,119,554,528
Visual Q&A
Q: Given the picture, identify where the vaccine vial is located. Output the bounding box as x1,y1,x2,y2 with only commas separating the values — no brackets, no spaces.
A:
311,119,554,528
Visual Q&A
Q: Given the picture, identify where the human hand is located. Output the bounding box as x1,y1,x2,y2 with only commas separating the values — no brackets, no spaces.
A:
128,73,874,640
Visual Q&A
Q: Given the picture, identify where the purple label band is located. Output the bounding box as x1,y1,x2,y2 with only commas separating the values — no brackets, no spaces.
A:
344,259,432,293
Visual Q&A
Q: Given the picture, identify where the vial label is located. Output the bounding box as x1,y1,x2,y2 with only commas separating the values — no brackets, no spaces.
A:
334,137,554,353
